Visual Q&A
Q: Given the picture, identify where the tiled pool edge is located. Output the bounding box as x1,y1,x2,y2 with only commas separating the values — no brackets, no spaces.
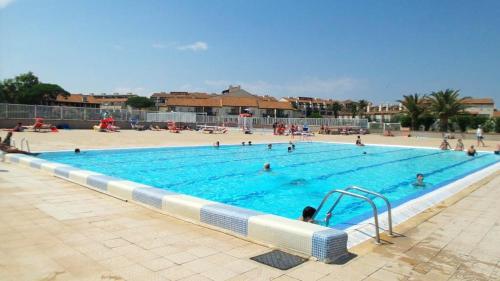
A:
2,153,348,263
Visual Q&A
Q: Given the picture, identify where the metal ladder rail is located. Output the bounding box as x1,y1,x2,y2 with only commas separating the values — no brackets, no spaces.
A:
313,189,381,243
328,186,393,236
20,138,31,152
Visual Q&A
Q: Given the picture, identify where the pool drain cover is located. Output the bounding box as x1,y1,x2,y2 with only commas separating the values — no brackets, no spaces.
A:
250,250,307,270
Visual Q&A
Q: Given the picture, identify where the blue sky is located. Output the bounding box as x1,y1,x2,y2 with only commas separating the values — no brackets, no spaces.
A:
1,0,499,104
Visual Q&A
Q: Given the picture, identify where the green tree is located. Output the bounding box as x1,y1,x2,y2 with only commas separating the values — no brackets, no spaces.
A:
398,94,426,130
495,117,500,133
309,111,322,118
18,83,69,105
349,102,358,118
330,102,343,118
417,114,435,131
126,96,154,109
0,72,68,104
452,114,472,132
357,100,369,118
428,89,468,132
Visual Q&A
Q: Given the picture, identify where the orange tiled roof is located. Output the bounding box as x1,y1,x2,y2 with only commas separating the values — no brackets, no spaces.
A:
56,94,100,104
258,100,295,110
461,98,494,105
220,96,258,107
493,111,500,117
166,97,222,107
94,98,129,103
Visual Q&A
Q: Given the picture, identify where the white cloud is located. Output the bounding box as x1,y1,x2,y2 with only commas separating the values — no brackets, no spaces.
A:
0,0,15,9
203,77,363,99
177,41,208,52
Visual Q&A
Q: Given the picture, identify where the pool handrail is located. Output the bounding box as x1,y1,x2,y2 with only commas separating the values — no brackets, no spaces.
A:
329,186,393,236
313,189,381,243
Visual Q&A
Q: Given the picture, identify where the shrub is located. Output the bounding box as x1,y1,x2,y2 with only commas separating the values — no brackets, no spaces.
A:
482,119,495,133
399,115,412,128
418,115,435,131
453,115,472,132
495,117,500,133
469,116,489,129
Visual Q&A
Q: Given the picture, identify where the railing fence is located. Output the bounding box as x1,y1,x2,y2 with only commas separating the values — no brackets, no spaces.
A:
0,103,368,128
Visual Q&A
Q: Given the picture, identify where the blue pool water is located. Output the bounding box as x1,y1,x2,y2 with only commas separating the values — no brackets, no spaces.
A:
38,142,499,229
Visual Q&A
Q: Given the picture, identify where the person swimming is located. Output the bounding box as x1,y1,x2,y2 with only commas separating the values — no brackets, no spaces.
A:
242,142,245,146
248,141,252,146
467,145,477,156
74,148,81,154
214,141,220,148
263,163,271,171
288,146,292,153
298,206,331,224
413,173,425,187
268,144,272,150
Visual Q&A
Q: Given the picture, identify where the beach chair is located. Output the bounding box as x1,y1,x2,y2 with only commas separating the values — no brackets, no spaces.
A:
30,118,52,132
167,121,180,133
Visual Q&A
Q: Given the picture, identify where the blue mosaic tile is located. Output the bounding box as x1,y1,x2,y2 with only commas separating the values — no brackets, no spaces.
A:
53,166,80,178
200,204,264,236
30,159,48,169
8,155,21,163
312,228,348,263
132,187,176,208
86,174,118,191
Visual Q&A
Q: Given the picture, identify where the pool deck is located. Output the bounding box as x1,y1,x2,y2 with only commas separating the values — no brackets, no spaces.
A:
1,130,499,280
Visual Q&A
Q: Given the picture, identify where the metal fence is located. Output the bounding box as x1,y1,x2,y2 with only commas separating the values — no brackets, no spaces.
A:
0,103,368,128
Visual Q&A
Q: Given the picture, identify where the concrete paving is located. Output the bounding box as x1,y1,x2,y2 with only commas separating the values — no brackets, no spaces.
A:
1,161,498,280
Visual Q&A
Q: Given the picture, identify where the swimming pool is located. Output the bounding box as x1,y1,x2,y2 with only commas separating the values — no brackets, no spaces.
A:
37,142,499,229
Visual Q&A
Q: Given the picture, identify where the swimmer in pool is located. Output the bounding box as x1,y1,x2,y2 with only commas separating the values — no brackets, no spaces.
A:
263,163,271,171
413,173,425,187
298,206,331,224
268,144,272,150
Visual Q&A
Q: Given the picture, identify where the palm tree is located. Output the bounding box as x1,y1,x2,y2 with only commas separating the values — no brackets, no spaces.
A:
349,102,358,118
398,94,426,130
428,89,469,132
357,100,369,118
330,102,343,118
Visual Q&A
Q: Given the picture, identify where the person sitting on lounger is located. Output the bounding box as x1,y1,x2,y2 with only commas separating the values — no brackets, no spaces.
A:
455,139,464,151
12,123,25,132
467,145,477,156
439,139,451,150
355,136,365,146
33,118,52,132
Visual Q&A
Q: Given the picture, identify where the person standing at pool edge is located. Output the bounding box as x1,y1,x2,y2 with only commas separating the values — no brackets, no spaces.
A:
476,125,485,147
